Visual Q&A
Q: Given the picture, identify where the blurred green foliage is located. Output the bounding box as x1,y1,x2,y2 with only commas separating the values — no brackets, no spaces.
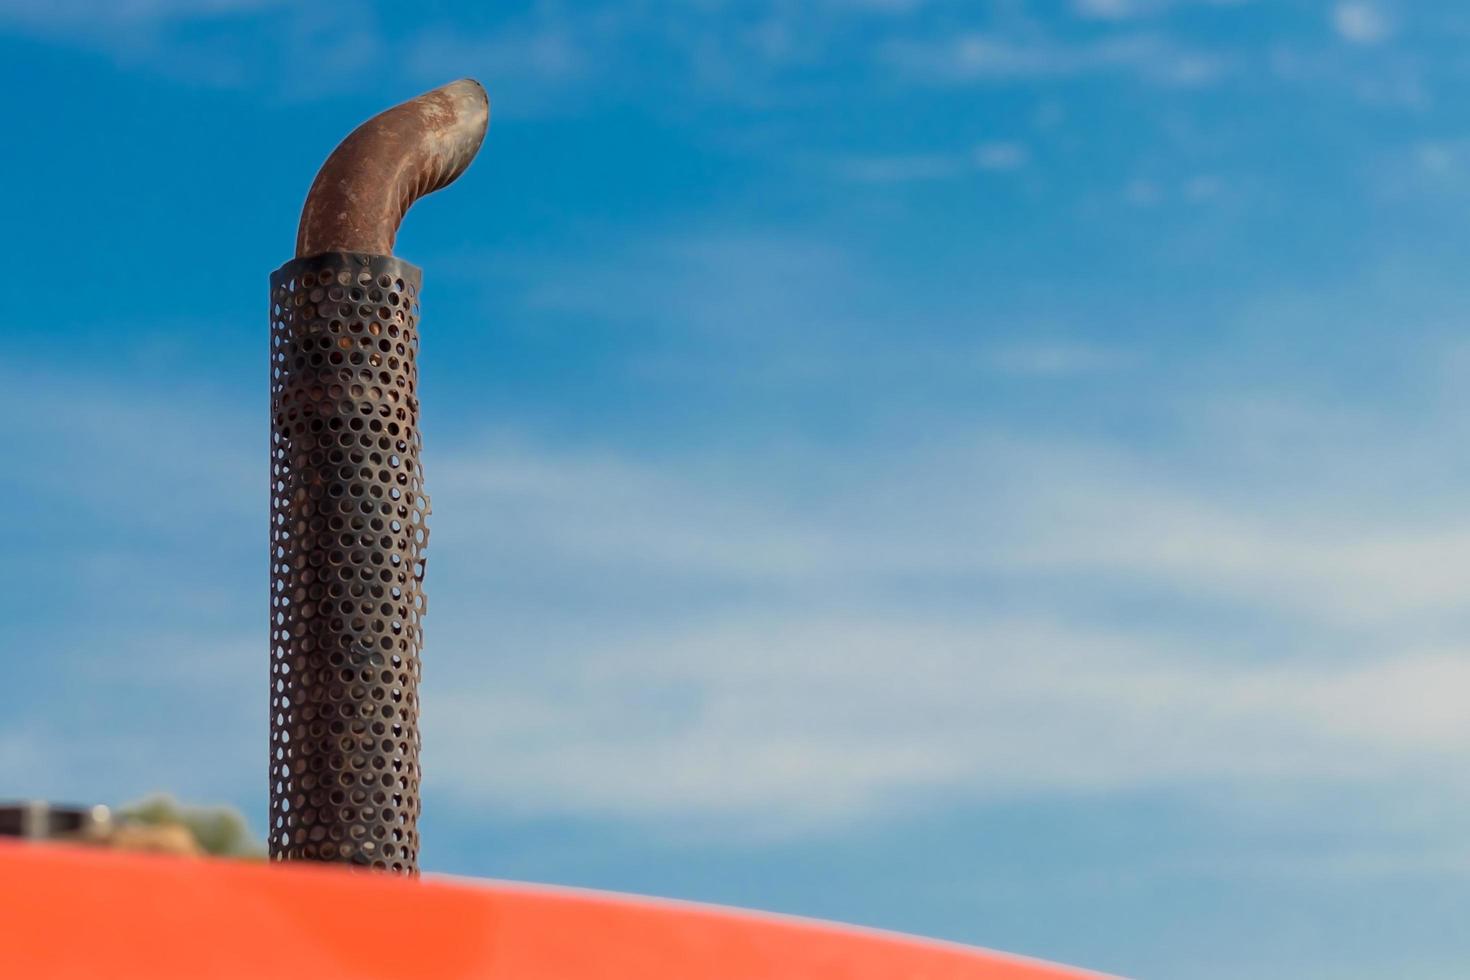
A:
118,795,265,858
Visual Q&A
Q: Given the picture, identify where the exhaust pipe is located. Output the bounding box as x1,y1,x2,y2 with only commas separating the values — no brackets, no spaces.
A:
295,79,490,256
268,80,489,873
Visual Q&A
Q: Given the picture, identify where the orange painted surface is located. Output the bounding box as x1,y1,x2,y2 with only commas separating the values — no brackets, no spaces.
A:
0,840,1105,979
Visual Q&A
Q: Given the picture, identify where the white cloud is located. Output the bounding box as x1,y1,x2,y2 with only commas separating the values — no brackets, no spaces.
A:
430,416,1470,634
1332,2,1394,46
14,273,1470,844
12,342,1470,844
412,400,1470,834
428,612,1470,831
0,362,263,808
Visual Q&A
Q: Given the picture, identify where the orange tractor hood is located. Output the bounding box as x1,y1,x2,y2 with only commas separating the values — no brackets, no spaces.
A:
0,840,1106,979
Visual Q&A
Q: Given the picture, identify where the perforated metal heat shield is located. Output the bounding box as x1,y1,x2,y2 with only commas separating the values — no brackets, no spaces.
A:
269,252,429,873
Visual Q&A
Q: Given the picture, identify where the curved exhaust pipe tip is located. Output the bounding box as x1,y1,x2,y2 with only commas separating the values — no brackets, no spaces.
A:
296,78,490,258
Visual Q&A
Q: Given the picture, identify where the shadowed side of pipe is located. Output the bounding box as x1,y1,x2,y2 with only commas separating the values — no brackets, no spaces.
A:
270,81,487,875
296,79,490,257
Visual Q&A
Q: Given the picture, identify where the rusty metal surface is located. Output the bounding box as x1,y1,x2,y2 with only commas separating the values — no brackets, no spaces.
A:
269,252,428,873
296,79,489,257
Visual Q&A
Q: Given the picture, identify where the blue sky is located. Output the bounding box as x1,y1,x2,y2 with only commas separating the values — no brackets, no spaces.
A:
5,0,1470,975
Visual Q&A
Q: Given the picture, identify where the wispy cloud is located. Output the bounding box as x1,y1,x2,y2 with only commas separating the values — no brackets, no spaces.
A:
12,315,1470,847
979,340,1137,376
1332,2,1394,46
1070,0,1256,21
0,0,1236,110
831,0,929,13
429,611,1470,830
0,0,378,91
416,413,1470,834
0,0,284,26
1121,173,1227,207
515,231,861,345
835,153,969,183
834,140,1031,183
1072,0,1154,20
973,140,1031,171
408,26,582,84
882,31,1227,87
0,360,260,807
